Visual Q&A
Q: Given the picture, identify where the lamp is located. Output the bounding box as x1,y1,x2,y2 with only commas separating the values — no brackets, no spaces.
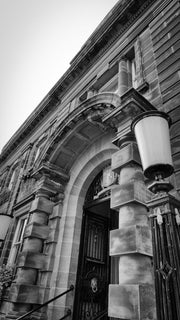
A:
132,110,175,194
131,110,180,320
131,110,174,179
0,214,12,242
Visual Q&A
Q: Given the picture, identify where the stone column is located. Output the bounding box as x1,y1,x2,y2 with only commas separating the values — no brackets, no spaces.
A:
108,137,156,319
118,58,129,96
134,37,144,88
134,37,149,93
6,175,61,320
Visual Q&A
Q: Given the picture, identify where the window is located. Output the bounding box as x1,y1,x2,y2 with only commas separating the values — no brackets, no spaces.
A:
8,169,16,191
125,47,137,89
0,170,8,192
33,133,48,164
7,164,19,191
34,145,41,163
131,58,137,88
125,38,148,93
8,215,28,265
21,149,30,170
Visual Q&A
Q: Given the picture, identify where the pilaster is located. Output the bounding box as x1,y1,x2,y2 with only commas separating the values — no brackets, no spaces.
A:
109,138,156,319
118,58,129,96
101,87,157,319
6,173,63,320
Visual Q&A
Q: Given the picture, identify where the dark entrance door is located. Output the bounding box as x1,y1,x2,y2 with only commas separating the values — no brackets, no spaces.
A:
73,207,109,320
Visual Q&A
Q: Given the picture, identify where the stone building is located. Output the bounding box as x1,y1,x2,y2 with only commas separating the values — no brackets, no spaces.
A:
0,0,179,319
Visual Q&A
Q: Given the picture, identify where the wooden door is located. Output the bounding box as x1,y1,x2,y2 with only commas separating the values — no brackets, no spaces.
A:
73,210,109,320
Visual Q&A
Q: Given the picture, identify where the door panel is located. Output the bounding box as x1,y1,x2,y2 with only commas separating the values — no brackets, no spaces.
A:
74,210,109,320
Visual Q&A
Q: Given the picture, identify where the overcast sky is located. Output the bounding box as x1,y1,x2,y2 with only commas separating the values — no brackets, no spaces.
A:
0,0,118,153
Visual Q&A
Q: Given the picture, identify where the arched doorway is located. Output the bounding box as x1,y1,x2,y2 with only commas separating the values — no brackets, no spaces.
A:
73,169,118,320
33,93,121,319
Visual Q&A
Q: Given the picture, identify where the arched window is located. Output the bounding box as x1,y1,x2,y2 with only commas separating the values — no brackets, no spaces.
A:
7,163,19,191
0,170,8,192
8,170,16,191
32,133,48,164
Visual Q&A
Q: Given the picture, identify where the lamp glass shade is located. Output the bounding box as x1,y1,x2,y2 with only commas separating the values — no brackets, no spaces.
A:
0,214,12,241
131,111,174,179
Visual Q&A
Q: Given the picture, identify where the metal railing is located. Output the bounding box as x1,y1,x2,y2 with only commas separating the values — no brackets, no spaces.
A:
16,284,74,320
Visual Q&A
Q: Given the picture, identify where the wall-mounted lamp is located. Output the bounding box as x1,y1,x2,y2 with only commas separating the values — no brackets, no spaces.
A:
132,110,180,320
131,110,174,181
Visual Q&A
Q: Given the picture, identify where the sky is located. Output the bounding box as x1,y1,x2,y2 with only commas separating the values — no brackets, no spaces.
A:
0,0,118,153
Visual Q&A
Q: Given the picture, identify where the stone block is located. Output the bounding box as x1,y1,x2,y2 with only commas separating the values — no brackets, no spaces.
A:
23,237,43,252
108,284,156,319
118,204,148,227
47,227,59,243
119,165,144,184
18,251,47,269
15,267,37,284
51,202,63,218
30,211,48,224
24,222,49,240
118,254,153,284
111,143,141,173
110,225,152,256
111,181,148,210
30,197,54,215
8,283,46,304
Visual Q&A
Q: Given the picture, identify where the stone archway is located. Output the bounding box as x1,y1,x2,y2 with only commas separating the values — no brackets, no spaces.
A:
31,93,121,319
32,89,156,320
47,133,118,319
5,89,157,320
35,92,120,171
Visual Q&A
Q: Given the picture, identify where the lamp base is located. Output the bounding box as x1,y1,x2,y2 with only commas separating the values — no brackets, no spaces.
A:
144,164,174,180
148,180,173,194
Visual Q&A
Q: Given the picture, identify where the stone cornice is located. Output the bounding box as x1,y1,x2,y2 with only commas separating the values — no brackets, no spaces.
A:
0,0,157,164
50,0,156,99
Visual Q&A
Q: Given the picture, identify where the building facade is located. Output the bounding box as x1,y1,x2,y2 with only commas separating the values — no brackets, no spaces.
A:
0,0,179,319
